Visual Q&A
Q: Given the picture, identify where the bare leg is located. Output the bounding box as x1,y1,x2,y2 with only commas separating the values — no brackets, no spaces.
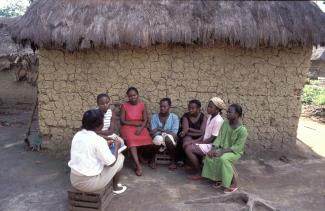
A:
112,171,121,191
182,136,193,149
130,146,142,176
185,146,201,178
147,145,159,169
165,138,177,170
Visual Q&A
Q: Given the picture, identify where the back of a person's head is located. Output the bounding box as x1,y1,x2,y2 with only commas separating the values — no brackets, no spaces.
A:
82,109,104,131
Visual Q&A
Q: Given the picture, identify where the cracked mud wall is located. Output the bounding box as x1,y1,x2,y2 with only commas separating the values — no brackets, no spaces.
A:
37,45,311,155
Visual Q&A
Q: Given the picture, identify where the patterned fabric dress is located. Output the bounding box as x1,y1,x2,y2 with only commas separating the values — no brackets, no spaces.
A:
120,101,153,147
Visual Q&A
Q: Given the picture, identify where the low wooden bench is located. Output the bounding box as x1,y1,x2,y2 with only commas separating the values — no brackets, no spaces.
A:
68,181,114,211
155,150,172,165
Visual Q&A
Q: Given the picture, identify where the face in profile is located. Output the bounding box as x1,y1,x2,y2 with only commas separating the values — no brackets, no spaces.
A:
160,100,170,114
97,96,110,113
206,101,217,115
127,90,138,104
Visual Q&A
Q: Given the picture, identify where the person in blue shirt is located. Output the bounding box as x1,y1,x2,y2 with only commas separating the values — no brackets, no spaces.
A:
150,98,180,170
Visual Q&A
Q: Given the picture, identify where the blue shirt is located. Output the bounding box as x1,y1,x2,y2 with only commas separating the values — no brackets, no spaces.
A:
151,113,179,135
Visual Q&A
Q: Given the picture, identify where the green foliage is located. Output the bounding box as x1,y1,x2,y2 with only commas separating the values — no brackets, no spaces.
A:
302,81,325,106
0,1,28,17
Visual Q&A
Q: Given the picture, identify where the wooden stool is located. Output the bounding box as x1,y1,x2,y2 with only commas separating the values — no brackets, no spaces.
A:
68,181,114,211
155,150,172,165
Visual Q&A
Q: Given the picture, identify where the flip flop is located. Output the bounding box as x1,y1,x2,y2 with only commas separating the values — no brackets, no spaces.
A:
113,185,127,194
212,182,222,189
224,187,238,194
187,175,202,180
168,163,177,170
135,168,142,176
148,161,157,169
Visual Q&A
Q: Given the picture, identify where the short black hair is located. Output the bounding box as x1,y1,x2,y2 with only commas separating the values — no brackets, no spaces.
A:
126,86,139,95
96,93,110,103
229,104,243,117
188,99,201,108
82,109,104,131
160,97,171,106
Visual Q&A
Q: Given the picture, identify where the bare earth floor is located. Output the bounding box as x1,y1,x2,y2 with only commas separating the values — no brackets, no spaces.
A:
0,106,324,211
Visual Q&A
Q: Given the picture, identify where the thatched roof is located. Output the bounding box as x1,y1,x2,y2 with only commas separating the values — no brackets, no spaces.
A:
311,47,325,61
9,0,325,51
0,17,19,57
0,17,33,57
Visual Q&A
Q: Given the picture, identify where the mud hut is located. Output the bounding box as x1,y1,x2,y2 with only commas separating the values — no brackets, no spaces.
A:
0,17,37,106
9,0,325,155
310,47,325,78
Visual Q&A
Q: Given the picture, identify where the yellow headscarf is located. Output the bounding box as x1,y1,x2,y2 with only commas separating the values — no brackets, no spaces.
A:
210,97,226,110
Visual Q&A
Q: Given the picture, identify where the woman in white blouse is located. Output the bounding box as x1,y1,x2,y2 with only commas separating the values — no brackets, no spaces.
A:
68,109,127,194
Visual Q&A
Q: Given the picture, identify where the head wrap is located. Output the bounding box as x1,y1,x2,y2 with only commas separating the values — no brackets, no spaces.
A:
210,97,226,110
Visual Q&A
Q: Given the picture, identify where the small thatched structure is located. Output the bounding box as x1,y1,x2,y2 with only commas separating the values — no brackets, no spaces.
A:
310,47,325,78
9,0,325,155
0,17,37,78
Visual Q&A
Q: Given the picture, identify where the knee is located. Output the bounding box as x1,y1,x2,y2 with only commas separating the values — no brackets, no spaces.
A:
153,135,164,146
184,145,193,154
218,154,229,163
165,139,174,147
119,154,125,163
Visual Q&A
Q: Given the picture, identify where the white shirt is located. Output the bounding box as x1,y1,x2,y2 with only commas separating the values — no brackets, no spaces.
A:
68,129,116,176
203,114,224,140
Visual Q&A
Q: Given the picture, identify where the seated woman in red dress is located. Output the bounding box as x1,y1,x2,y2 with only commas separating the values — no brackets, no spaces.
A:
120,87,154,176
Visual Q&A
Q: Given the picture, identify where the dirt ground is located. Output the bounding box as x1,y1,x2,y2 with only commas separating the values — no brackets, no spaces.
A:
0,105,325,211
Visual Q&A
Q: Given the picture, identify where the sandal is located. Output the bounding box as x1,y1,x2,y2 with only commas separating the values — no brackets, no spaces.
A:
212,181,222,189
168,163,177,170
113,185,127,194
187,175,202,180
135,168,142,176
148,161,157,169
224,187,238,194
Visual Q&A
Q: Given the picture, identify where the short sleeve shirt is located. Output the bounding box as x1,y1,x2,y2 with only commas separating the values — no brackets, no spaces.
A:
68,130,116,176
203,114,224,140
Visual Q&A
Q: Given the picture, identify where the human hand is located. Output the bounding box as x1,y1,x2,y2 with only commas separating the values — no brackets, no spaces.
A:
135,127,142,136
107,140,114,146
179,131,186,138
207,149,216,157
207,149,223,157
114,139,121,149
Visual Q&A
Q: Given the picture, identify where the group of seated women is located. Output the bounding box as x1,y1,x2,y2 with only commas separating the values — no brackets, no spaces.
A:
68,86,248,195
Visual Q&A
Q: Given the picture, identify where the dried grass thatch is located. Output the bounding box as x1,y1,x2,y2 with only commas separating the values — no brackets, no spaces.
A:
9,0,325,51
0,17,19,57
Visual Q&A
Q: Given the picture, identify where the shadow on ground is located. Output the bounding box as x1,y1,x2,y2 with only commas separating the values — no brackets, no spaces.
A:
1,106,325,211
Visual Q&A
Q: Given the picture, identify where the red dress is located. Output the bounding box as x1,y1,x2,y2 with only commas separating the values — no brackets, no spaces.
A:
120,101,153,147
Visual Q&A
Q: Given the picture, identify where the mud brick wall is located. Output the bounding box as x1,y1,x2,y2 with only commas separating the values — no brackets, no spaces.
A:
37,45,311,155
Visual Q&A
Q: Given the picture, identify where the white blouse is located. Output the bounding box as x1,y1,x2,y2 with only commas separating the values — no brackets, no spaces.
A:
68,129,116,176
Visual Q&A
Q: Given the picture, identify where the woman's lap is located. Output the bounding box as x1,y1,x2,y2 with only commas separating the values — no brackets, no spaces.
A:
121,126,152,147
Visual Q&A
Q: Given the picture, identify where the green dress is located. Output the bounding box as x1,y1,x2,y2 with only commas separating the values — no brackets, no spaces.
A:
201,121,248,188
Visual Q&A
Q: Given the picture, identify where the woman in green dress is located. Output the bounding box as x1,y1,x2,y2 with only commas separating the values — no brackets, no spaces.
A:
202,104,248,194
